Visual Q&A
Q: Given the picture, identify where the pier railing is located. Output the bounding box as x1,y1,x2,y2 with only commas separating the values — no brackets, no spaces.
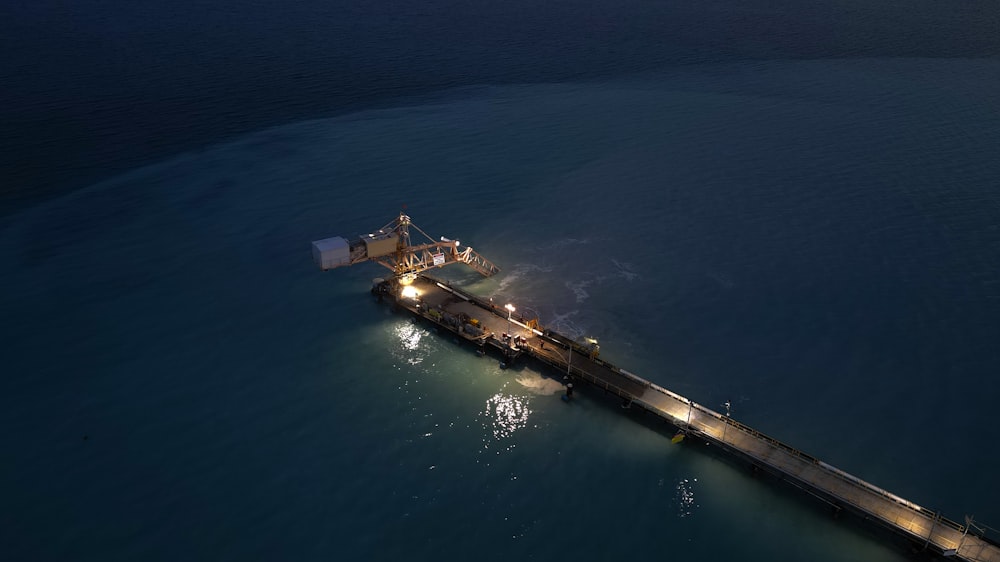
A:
637,378,984,547
566,362,639,400
676,396,975,539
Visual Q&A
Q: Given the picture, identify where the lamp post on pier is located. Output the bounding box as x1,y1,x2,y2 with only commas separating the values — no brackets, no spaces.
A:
721,400,732,443
504,303,515,339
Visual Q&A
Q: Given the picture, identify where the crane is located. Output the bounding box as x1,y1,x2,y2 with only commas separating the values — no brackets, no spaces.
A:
311,212,500,279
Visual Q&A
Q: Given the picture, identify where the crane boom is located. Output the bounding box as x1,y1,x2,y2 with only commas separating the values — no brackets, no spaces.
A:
311,212,500,278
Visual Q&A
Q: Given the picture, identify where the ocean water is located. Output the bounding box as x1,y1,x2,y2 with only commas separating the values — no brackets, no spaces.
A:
4,0,999,213
4,2,1000,561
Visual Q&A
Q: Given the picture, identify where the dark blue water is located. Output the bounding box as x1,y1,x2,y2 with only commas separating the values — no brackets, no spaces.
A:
3,2,1000,561
3,0,998,214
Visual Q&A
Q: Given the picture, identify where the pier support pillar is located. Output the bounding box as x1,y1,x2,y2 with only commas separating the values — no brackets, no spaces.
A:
563,382,574,401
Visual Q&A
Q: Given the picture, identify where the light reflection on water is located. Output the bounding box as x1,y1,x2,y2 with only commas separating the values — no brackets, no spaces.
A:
393,321,427,365
675,478,699,518
479,390,532,456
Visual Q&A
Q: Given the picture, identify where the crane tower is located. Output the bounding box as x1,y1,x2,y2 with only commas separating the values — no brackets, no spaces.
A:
311,212,500,279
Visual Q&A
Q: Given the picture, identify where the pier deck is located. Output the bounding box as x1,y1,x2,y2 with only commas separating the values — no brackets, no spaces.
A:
384,275,999,561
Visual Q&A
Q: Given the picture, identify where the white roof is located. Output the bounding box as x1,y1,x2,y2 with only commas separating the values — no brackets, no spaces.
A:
311,236,348,251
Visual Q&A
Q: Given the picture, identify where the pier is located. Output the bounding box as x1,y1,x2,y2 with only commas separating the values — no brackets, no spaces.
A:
314,212,998,561
379,274,1000,562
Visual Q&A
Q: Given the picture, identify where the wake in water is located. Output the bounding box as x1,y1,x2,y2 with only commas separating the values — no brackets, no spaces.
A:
514,371,564,395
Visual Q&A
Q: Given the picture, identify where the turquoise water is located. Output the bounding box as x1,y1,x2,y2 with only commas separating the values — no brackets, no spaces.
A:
4,58,1000,560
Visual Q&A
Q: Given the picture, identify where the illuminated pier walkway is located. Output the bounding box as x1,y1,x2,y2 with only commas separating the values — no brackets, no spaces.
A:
387,275,999,561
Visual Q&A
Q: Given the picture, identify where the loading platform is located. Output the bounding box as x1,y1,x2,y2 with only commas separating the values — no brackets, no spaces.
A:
314,212,997,561
379,274,1000,562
